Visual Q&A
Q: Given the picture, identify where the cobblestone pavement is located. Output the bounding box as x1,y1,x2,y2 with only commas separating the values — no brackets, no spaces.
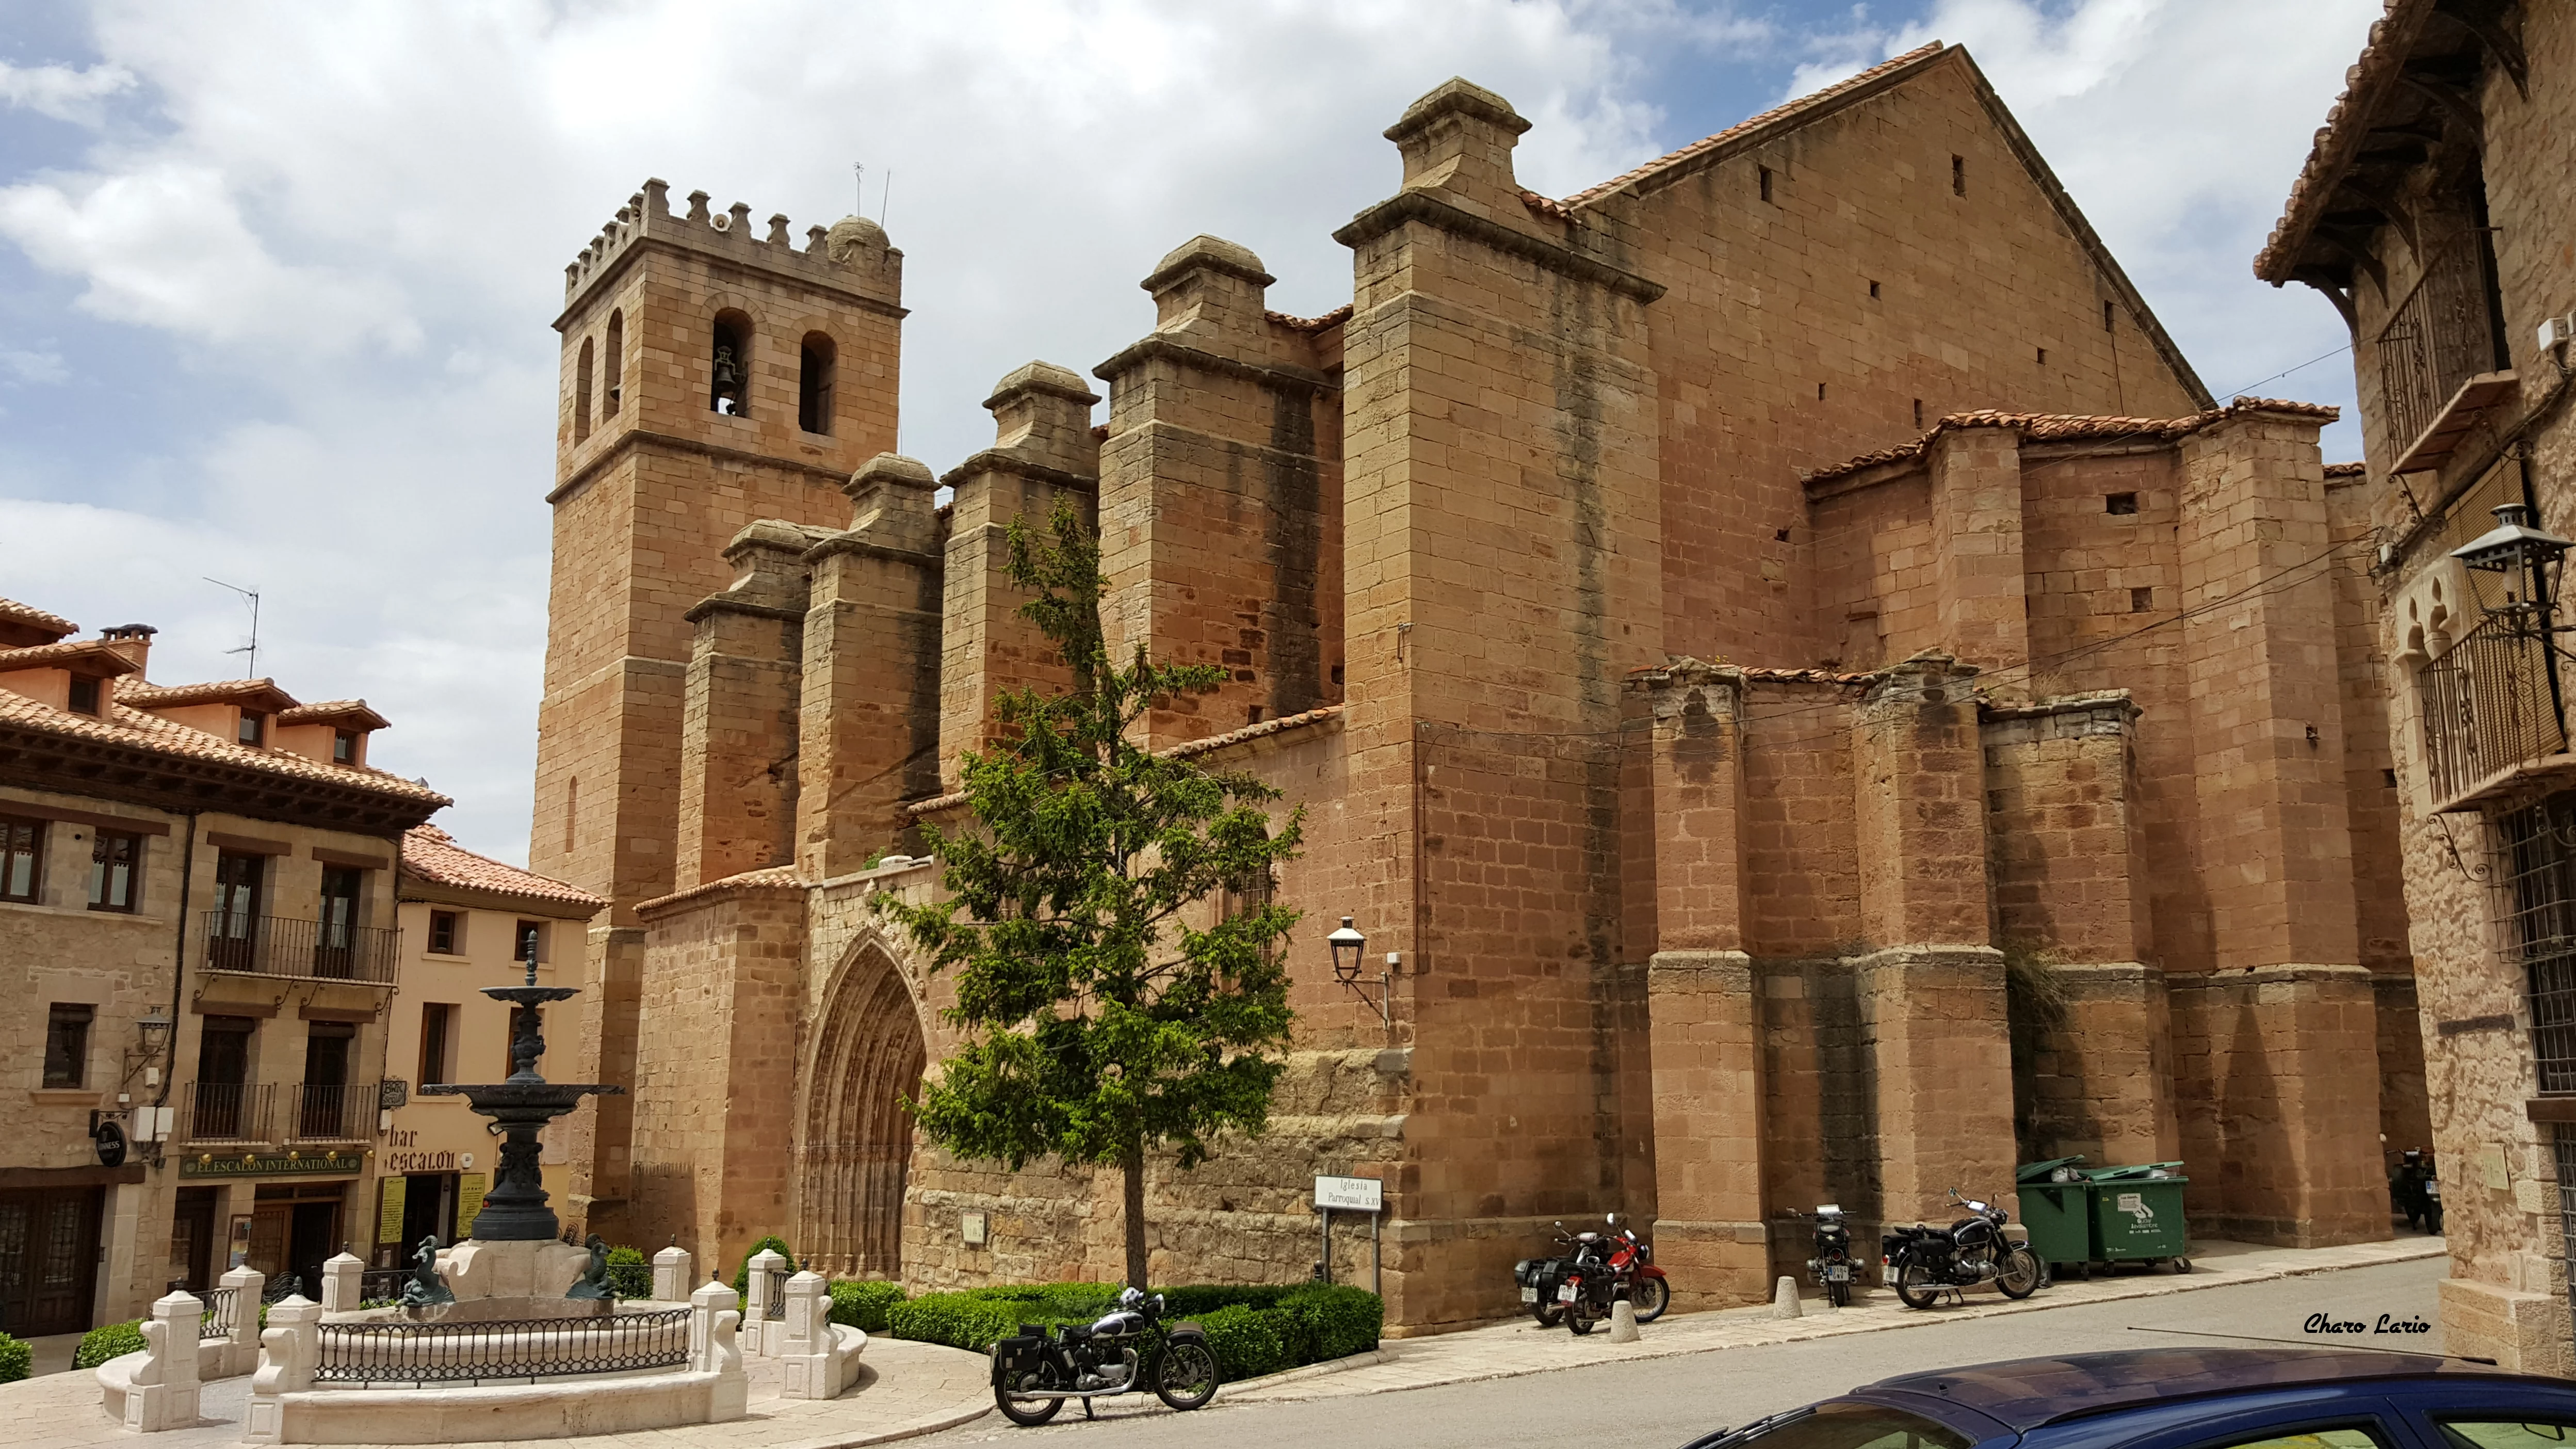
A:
1222,1234,2449,1404
2,1335,994,1449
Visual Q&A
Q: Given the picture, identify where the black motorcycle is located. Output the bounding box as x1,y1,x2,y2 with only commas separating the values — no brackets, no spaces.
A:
1881,1188,2043,1309
990,1287,1220,1425
1793,1204,1857,1308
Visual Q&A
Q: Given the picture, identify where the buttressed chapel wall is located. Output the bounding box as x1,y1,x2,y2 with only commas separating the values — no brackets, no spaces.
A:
534,43,2419,1331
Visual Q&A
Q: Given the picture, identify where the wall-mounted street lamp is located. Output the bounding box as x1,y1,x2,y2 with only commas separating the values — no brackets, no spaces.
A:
2454,503,2573,639
136,1006,172,1060
1326,916,1395,1029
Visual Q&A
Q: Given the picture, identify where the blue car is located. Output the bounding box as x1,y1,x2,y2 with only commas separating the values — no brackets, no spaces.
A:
1682,1349,2576,1449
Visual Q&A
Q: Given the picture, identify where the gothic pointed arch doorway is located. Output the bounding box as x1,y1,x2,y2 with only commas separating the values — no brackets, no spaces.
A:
798,940,928,1278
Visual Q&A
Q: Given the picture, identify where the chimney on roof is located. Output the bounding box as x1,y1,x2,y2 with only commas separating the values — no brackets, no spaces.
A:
100,623,156,675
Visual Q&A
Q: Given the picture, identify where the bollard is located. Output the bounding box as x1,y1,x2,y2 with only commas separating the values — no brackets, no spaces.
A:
1773,1276,1803,1319
1608,1297,1640,1343
652,1243,692,1303
744,1248,784,1356
125,1290,203,1432
319,1252,365,1314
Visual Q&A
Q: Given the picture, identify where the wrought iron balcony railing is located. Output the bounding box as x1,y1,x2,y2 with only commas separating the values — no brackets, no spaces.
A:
2418,615,2568,806
287,1083,375,1143
202,912,400,984
184,1081,272,1144
2375,232,2506,459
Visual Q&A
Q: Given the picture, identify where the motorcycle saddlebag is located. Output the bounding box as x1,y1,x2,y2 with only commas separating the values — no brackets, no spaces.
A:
991,1331,1046,1387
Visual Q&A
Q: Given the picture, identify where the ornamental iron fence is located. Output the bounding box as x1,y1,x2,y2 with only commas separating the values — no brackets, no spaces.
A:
2418,615,2567,805
202,912,400,985
2375,231,2506,456
314,1307,692,1385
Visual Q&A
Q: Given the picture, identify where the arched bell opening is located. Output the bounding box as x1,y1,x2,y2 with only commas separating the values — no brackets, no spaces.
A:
797,942,928,1278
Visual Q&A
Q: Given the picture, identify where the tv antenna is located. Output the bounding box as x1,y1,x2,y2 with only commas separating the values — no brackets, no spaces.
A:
204,577,262,679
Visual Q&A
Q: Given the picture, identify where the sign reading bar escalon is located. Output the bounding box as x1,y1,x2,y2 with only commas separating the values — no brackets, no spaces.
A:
181,1151,365,1179
1314,1174,1383,1213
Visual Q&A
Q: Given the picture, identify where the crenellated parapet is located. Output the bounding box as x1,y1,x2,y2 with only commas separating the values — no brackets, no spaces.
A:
560,178,904,319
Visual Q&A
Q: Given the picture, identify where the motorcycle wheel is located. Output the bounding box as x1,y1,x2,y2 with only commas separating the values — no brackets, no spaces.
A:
996,1364,1065,1427
1531,1303,1565,1327
1996,1245,2042,1299
1894,1257,1943,1310
1629,1277,1670,1323
1566,1298,1599,1335
1153,1341,1220,1411
1825,1276,1850,1309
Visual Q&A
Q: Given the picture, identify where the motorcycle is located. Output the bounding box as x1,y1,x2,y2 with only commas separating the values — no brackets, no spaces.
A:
1605,1220,1671,1322
1881,1188,2043,1310
1792,1204,1858,1308
2392,1148,2443,1234
990,1286,1220,1425
1515,1214,1667,1334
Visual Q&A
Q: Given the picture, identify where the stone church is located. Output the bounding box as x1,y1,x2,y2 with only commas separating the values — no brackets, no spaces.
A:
530,42,2420,1333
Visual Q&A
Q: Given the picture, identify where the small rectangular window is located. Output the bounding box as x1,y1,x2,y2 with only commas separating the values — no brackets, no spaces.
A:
88,831,140,912
68,677,100,716
1868,280,1880,299
1758,166,1773,203
2130,587,2153,613
332,730,357,763
237,712,266,746
43,1003,92,1088
418,1003,453,1087
2103,299,2116,332
1913,398,1924,428
2106,492,2139,515
1817,382,1827,400
0,814,41,902
2384,768,2400,788
1952,154,1966,196
429,910,461,956
515,920,544,965
2036,346,2048,364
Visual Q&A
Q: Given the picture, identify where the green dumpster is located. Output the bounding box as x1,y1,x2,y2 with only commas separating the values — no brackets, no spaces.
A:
2085,1163,2190,1268
2014,1157,2095,1269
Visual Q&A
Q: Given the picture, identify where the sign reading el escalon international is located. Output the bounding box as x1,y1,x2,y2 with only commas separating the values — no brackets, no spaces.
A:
181,1151,366,1179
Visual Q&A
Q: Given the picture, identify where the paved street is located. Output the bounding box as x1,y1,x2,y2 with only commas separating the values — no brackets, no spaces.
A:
921,1253,2452,1449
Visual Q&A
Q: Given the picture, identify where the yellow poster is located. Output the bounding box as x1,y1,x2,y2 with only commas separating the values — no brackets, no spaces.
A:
377,1177,407,1245
457,1173,487,1238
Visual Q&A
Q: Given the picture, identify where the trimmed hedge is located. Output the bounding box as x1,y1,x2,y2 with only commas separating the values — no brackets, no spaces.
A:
73,1319,147,1370
605,1245,655,1299
886,1281,1380,1382
828,1279,907,1333
0,1332,28,1384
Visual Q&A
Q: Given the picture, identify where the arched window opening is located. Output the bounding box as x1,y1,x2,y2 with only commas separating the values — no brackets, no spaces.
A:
573,337,594,442
710,311,752,417
798,332,836,436
604,310,625,417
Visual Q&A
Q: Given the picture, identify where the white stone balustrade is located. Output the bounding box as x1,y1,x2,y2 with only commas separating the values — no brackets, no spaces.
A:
119,1290,203,1432
743,1248,784,1355
689,1279,749,1422
652,1243,692,1302
243,1294,321,1444
320,1252,365,1314
218,1265,265,1377
779,1270,832,1399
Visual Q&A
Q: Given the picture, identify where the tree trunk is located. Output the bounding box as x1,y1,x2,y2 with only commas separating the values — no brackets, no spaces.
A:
1121,1137,1148,1289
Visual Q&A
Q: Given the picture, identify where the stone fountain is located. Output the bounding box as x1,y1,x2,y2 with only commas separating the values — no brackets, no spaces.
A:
415,958,623,1302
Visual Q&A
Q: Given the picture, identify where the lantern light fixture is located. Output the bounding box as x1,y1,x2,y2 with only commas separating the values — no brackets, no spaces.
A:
1327,917,1366,983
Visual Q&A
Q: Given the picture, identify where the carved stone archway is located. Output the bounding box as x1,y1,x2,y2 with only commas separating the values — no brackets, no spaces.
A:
797,940,928,1278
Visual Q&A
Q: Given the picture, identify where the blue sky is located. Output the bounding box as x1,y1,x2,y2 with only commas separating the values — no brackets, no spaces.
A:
0,1,2380,864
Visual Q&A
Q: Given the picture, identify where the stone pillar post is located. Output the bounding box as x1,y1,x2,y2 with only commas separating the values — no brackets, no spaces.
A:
690,1280,748,1422
1926,428,2031,676
123,1290,202,1432
1853,654,2016,1225
652,1243,692,1303
676,521,816,889
798,453,945,877
779,1269,836,1399
743,1248,784,1356
1631,662,1769,1309
318,1252,364,1314
242,1296,319,1445
220,1265,263,1376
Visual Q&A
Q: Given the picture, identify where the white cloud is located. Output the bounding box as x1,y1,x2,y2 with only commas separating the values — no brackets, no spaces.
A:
0,344,67,384
0,60,134,125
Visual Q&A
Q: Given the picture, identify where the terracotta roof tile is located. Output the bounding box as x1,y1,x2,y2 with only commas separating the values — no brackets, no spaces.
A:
0,597,76,641
905,704,1344,817
1564,42,1946,207
2254,1,2434,283
401,826,603,911
278,699,391,730
1265,305,1353,333
1802,397,2345,486
2325,461,2368,479
118,678,302,712
0,638,143,674
0,691,448,806
1518,189,1574,223
635,864,809,915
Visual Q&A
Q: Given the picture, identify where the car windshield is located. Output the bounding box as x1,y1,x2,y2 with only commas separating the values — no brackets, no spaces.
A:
1721,1403,1973,1449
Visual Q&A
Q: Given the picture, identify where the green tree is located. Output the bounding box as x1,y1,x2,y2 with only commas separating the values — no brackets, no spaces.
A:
876,501,1303,1289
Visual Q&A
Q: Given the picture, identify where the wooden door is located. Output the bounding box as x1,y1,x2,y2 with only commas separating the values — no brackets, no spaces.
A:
0,1187,103,1336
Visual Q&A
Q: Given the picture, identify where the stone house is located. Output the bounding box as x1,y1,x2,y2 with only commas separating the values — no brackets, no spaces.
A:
0,596,444,1334
368,826,602,1271
536,43,2413,1332
2258,0,2576,1374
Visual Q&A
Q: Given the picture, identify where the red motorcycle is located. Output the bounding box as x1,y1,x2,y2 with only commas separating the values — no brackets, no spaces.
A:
1547,1214,1670,1333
